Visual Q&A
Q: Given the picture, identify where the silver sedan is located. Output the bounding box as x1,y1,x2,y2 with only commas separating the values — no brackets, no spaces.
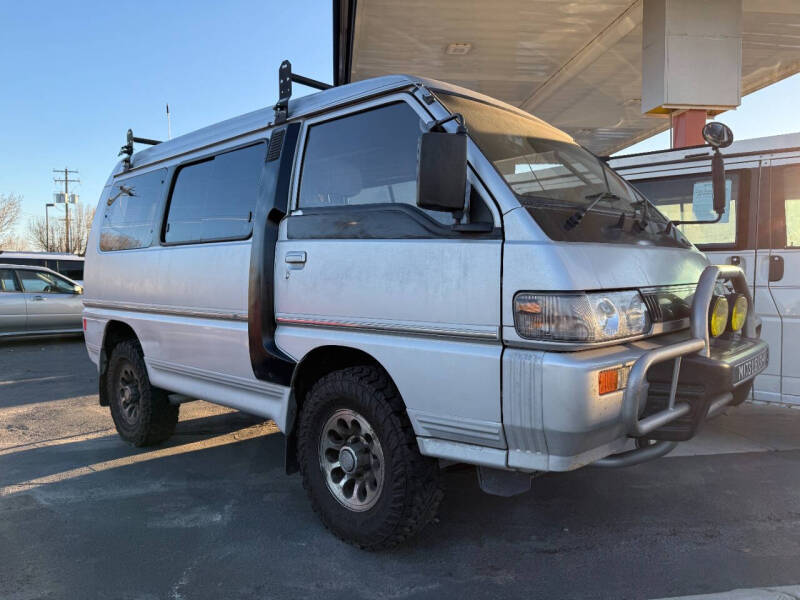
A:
0,264,83,338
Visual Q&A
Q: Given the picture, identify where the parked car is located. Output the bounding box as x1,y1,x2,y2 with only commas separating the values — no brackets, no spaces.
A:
83,64,767,548
609,133,800,406
0,264,83,338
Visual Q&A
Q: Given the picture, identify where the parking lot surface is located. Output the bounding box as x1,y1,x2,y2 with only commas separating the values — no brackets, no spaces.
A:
2,338,800,600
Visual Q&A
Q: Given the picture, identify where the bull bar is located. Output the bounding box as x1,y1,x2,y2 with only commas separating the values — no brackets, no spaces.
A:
594,264,758,468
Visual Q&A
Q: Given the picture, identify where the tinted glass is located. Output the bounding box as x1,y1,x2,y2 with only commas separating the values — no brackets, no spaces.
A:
18,270,77,294
165,143,264,244
58,260,84,281
101,169,166,251
299,103,451,225
0,269,19,292
781,165,800,247
635,173,739,246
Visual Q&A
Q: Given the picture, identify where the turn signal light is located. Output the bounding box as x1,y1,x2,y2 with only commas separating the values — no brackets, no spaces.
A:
598,365,631,395
709,296,729,338
729,294,748,332
598,369,618,395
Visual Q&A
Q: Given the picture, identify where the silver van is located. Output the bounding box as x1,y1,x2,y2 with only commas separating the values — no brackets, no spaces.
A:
83,63,768,548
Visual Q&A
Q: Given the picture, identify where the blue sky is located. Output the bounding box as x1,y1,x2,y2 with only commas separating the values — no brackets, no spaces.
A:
1,1,798,240
0,0,332,237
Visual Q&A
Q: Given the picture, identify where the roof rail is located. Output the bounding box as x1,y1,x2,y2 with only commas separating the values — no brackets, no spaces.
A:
119,129,162,171
273,60,333,124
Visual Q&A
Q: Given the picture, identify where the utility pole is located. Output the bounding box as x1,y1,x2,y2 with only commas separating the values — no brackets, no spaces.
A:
53,167,79,253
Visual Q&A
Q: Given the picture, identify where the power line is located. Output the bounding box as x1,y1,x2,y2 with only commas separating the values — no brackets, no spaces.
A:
53,167,79,253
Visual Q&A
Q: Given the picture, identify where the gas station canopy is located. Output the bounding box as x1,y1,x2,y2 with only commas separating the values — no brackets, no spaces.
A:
333,0,800,155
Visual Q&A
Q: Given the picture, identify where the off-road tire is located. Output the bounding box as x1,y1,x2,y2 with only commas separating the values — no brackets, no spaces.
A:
297,366,443,550
107,339,178,447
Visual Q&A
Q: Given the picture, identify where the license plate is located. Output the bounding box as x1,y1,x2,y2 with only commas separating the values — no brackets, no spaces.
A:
732,347,769,385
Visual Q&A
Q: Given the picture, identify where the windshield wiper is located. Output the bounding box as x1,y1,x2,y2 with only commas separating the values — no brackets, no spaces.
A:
564,191,621,231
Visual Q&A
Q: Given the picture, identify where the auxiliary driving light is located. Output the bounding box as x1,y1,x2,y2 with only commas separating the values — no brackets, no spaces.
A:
729,294,748,332
709,296,729,338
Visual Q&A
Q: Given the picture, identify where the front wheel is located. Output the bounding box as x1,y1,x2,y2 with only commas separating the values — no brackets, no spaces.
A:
297,366,442,549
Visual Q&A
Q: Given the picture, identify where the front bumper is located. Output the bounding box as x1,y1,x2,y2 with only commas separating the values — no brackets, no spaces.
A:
503,264,767,472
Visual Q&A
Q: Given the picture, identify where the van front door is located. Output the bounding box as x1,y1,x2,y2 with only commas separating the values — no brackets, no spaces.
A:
275,97,505,446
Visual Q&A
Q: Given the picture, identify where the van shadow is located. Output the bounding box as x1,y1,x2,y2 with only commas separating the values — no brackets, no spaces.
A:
0,410,269,489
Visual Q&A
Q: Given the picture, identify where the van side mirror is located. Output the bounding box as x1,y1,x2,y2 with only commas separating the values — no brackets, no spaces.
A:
703,122,733,216
666,122,734,233
417,124,467,213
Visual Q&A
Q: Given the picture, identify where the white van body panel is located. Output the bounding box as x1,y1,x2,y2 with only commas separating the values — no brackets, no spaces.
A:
610,134,800,405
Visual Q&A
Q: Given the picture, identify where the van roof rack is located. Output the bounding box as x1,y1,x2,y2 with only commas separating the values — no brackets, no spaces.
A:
119,129,162,171
273,60,333,124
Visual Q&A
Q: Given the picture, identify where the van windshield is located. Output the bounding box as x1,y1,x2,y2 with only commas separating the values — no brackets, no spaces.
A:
437,92,685,247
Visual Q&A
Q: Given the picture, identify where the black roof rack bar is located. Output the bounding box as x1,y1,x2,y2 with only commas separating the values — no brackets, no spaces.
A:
274,59,333,124
119,129,162,171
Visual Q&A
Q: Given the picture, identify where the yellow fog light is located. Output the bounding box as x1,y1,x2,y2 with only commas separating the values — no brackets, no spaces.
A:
709,296,729,337
729,294,748,332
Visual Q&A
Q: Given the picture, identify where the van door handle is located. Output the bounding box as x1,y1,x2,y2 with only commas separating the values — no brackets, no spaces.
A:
32,295,45,301
769,255,784,282
285,251,307,265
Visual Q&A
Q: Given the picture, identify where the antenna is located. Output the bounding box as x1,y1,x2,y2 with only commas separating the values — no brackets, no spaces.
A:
166,103,172,140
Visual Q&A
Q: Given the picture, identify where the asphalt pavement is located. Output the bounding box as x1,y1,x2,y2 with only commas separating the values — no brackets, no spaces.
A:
1,337,800,600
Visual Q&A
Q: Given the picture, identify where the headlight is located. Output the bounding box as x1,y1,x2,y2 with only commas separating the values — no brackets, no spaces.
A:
729,294,748,332
709,295,729,337
514,290,650,343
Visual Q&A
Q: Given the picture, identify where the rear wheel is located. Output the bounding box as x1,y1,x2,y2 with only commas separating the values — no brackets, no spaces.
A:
107,340,178,446
297,366,442,550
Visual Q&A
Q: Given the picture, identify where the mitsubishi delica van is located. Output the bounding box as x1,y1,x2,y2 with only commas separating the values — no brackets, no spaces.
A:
83,62,768,549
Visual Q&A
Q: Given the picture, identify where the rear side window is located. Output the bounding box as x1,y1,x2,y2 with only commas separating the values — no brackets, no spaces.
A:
164,143,264,245
0,269,19,292
635,172,741,247
780,164,800,247
101,169,166,251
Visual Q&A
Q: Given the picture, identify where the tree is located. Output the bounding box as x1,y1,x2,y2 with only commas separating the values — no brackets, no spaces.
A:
27,202,95,255
0,193,22,247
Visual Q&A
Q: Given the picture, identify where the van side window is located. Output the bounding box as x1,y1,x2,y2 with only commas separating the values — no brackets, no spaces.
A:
298,102,452,225
780,165,800,247
101,169,166,251
164,143,264,244
635,172,741,247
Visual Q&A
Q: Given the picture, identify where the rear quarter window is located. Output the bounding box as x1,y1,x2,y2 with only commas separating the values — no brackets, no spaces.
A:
101,169,166,251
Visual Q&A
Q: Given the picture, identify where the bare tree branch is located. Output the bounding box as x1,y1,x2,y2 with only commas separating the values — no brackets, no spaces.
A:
26,203,95,255
0,193,22,247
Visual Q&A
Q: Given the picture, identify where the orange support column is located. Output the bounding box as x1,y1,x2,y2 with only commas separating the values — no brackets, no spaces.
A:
671,109,707,148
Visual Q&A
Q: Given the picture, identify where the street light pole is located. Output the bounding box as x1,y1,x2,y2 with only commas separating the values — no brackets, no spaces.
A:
45,203,55,252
